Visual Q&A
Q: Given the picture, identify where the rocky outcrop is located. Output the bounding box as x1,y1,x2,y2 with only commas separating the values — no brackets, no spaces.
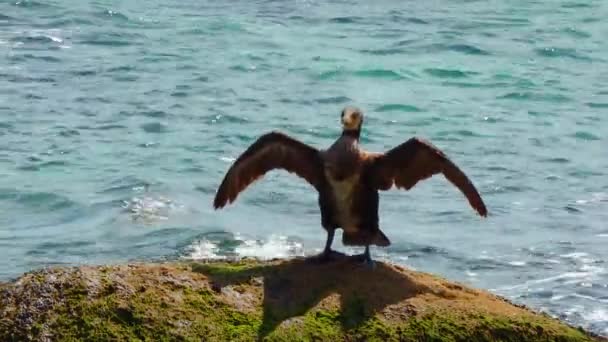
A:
1,257,605,341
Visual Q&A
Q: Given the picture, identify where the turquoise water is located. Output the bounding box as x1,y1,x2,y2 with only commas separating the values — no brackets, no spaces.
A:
1,0,607,335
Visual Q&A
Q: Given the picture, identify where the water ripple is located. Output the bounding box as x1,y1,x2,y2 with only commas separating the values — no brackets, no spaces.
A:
1,0,607,335
141,122,168,133
79,31,143,46
498,92,572,103
1,189,78,212
562,27,591,39
424,68,477,79
571,131,600,141
10,34,61,45
328,16,363,24
353,69,405,80
445,43,490,55
586,102,608,109
0,14,16,22
314,96,352,104
535,47,592,61
359,48,406,56
12,0,54,9
97,9,129,22
375,104,422,113
9,53,61,63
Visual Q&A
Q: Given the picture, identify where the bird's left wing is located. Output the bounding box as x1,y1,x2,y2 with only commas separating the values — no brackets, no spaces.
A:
213,131,324,209
367,137,487,217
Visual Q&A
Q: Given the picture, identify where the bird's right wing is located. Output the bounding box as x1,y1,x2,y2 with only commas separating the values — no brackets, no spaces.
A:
213,131,324,209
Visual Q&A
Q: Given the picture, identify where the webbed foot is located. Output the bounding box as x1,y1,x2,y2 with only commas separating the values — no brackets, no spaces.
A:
360,258,376,269
307,249,345,263
352,245,376,269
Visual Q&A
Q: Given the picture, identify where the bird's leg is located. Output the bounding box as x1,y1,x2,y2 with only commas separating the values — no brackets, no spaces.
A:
308,229,343,263
354,245,376,269
362,245,375,268
322,229,335,256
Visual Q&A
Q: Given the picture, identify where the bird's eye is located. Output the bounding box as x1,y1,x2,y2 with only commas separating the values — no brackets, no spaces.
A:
341,111,345,118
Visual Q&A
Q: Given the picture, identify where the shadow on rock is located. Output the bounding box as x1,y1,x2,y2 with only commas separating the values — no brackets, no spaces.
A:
191,255,431,339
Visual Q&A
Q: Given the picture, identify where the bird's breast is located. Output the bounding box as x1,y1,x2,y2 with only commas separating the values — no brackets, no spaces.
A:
324,168,360,232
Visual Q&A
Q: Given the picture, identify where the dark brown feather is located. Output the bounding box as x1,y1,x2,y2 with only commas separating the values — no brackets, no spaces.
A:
368,137,487,217
213,131,324,209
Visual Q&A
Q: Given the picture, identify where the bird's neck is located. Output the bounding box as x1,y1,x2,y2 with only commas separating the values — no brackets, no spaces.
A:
341,129,360,140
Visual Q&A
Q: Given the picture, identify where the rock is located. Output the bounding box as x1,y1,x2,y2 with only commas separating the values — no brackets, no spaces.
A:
0,258,605,342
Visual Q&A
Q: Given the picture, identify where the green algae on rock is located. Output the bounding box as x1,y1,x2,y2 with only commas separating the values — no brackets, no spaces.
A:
0,258,605,342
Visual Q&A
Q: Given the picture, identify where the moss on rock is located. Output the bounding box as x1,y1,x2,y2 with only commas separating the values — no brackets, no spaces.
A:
0,257,605,342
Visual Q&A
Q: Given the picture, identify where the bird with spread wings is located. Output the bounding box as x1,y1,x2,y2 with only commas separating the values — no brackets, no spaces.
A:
213,107,487,266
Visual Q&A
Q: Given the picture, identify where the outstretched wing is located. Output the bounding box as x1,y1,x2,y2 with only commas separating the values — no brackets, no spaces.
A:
368,137,487,217
213,131,324,209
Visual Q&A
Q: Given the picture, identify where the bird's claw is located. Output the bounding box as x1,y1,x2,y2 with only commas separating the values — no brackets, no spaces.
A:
352,252,376,269
360,258,376,269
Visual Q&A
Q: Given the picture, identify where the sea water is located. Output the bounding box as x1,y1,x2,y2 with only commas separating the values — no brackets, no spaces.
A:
0,0,606,335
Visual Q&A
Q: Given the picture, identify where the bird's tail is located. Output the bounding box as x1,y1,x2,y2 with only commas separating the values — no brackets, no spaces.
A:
342,229,391,247
373,229,391,247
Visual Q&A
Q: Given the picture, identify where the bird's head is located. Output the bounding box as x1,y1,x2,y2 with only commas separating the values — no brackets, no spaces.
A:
341,106,363,134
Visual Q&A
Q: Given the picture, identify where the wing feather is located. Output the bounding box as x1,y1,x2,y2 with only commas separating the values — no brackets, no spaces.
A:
369,137,487,216
213,131,323,209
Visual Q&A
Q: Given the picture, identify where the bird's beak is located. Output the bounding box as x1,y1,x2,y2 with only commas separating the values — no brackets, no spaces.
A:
343,112,361,129
342,113,355,127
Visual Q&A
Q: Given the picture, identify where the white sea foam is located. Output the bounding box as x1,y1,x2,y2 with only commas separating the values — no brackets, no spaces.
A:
235,235,304,259
220,156,236,163
583,308,608,323
560,252,599,265
574,192,608,206
122,194,184,222
558,306,608,335
584,309,608,336
508,261,526,267
185,234,305,261
466,271,478,278
45,35,63,43
496,270,602,292
580,264,604,273
559,252,589,259
570,293,608,304
395,255,409,262
187,240,226,260
550,294,566,301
